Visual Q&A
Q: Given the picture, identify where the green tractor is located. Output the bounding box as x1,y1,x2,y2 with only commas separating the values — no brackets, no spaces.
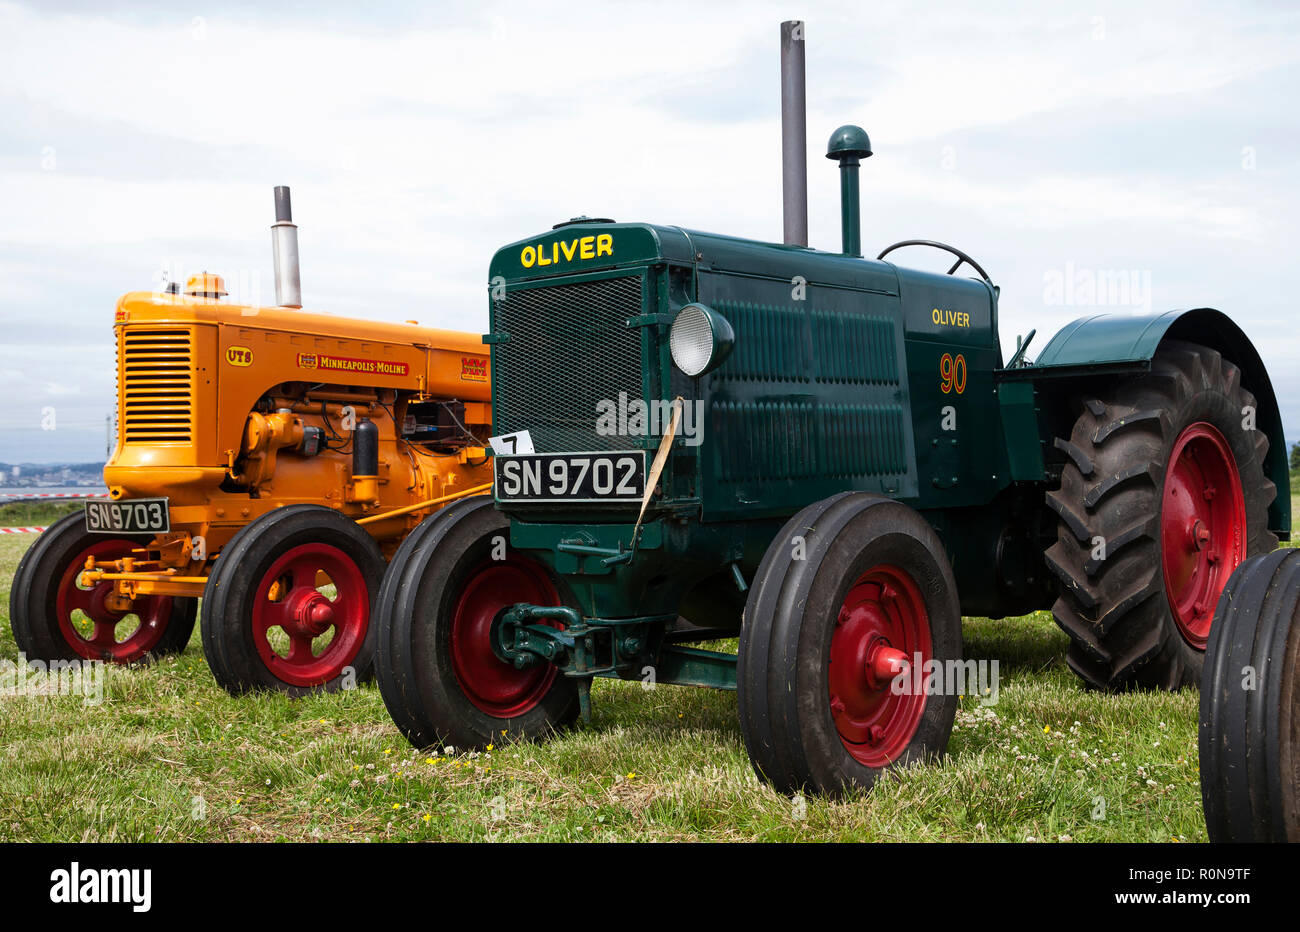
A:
373,24,1288,795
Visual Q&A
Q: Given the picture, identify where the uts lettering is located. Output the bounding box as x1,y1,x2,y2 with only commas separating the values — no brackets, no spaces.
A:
520,234,613,269
461,355,488,382
225,345,253,366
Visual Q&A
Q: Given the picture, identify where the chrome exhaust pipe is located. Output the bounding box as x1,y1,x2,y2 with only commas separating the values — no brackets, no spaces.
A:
271,185,302,308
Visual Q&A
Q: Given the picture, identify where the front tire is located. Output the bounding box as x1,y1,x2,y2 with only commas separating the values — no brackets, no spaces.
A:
200,505,385,697
1199,549,1300,843
8,511,196,663
738,493,962,796
1046,340,1276,690
374,496,577,750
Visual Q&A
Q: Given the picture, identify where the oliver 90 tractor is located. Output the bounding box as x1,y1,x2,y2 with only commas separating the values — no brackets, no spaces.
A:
9,187,494,696
372,25,1288,795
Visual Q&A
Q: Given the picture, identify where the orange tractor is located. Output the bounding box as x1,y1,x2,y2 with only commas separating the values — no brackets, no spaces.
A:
9,188,493,695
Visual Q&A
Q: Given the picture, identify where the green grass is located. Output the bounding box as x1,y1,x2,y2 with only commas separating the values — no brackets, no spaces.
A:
0,532,1210,843
0,500,83,527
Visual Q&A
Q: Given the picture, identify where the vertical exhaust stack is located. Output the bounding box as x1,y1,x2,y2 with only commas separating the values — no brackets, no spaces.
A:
780,20,808,247
271,185,302,308
826,125,872,257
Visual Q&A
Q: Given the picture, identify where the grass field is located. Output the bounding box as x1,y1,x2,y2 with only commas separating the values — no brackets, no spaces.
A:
0,500,83,527
2,487,1296,842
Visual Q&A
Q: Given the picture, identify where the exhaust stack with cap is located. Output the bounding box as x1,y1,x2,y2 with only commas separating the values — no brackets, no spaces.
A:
780,20,808,247
271,185,302,308
826,125,872,257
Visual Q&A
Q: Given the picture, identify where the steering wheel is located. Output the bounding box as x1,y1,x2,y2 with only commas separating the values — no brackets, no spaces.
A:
877,239,995,288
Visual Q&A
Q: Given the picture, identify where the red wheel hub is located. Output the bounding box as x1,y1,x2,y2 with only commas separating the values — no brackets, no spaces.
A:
828,565,931,769
55,539,174,662
1161,422,1246,650
251,543,368,687
450,557,562,718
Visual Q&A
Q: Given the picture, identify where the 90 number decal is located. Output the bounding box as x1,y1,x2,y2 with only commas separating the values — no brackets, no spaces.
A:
940,353,967,394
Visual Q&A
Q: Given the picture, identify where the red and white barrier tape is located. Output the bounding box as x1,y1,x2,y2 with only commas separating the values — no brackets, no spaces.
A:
0,526,46,534
0,492,108,501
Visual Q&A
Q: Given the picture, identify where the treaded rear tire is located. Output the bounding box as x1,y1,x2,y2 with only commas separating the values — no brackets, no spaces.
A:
1045,340,1276,690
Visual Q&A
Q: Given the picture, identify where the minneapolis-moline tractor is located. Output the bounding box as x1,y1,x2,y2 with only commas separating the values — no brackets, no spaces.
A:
9,187,494,695
373,23,1289,795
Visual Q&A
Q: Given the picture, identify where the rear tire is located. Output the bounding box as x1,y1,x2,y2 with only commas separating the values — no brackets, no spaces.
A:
738,493,962,796
9,511,195,663
200,505,385,697
1199,549,1300,843
374,496,577,750
1046,340,1276,690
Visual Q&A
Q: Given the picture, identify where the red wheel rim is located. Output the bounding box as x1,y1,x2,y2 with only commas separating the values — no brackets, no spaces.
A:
450,557,562,718
828,564,931,769
251,543,369,687
55,539,174,662
1161,422,1246,650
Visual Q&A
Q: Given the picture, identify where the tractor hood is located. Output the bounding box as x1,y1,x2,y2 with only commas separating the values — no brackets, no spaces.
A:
488,220,900,296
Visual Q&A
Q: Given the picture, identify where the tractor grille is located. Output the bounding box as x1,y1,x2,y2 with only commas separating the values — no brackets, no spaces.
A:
491,275,644,453
120,328,195,444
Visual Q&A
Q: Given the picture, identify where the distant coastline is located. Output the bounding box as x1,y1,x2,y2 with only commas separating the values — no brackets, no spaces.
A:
0,461,106,491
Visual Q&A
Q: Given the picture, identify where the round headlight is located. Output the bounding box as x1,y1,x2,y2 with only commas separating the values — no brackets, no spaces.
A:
669,303,734,377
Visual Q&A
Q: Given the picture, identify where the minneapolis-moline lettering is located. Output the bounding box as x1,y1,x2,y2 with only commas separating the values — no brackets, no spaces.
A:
296,352,409,377
521,234,613,269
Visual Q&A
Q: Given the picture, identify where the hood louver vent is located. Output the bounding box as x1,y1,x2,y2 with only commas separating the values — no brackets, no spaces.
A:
120,328,194,444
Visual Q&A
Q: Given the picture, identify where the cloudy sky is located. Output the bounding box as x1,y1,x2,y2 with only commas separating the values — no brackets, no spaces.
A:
1,0,1298,463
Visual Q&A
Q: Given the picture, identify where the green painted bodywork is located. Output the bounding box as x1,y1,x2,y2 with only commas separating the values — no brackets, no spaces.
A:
1035,309,1213,366
488,221,1014,520
485,221,1289,690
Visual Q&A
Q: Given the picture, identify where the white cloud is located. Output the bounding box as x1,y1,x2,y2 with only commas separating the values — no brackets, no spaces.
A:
1,0,1299,460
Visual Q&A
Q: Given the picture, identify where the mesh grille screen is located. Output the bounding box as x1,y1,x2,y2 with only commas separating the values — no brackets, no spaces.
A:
492,275,644,453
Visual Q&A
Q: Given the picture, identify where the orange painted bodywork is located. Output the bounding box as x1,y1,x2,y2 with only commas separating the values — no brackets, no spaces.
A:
92,289,494,598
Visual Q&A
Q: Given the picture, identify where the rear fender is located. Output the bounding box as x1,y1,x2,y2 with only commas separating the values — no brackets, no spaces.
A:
1023,308,1289,539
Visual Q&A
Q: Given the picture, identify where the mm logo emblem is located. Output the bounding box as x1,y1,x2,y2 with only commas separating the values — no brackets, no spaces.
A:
297,353,319,370
226,346,253,366
461,355,488,382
